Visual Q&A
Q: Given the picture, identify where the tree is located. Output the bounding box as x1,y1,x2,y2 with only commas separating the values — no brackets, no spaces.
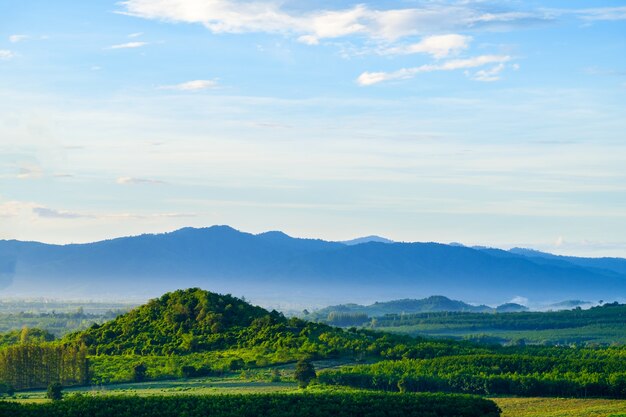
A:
133,363,147,382
295,358,316,389
46,382,63,401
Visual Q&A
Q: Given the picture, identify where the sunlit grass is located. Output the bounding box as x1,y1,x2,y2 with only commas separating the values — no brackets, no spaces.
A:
494,397,626,417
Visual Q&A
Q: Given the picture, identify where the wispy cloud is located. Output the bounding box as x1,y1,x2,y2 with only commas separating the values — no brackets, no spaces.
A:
574,6,626,21
159,79,218,91
0,50,15,60
108,41,148,49
116,176,166,185
379,34,471,58
118,0,547,43
9,34,29,43
128,32,144,38
357,55,512,86
470,62,506,82
33,207,92,219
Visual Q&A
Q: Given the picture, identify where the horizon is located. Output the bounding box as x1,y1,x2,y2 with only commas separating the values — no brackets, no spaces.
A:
2,1,626,258
2,223,624,260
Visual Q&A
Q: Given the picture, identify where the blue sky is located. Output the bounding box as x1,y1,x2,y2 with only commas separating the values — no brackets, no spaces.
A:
1,0,625,256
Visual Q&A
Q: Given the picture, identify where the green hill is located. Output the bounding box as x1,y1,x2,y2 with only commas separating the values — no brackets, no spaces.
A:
63,289,287,355
62,288,463,359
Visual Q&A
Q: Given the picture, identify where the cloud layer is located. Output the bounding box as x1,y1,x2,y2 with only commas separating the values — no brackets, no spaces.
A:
119,0,545,42
357,55,512,85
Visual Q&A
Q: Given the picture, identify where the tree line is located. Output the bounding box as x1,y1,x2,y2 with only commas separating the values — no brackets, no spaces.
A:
0,392,500,417
0,343,88,390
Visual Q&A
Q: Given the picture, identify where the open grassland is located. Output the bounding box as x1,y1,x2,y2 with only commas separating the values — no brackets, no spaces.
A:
11,376,297,403
494,397,626,417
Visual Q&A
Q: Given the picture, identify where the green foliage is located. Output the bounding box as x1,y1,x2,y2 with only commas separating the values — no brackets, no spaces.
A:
63,288,276,355
326,312,370,327
0,392,500,417
319,350,626,398
295,358,316,388
0,328,55,348
46,382,63,401
0,343,88,390
0,381,15,397
133,363,148,382
0,310,123,338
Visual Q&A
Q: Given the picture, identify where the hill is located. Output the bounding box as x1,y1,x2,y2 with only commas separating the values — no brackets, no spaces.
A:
2,226,626,304
310,296,493,324
62,288,448,358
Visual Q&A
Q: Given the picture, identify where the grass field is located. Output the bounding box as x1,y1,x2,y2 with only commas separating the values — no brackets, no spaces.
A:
494,397,626,417
11,377,297,403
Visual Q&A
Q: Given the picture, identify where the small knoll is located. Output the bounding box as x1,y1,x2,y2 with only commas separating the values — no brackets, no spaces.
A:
63,288,282,355
495,303,529,313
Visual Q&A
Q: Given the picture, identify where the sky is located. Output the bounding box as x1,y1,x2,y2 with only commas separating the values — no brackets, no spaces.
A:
1,0,625,257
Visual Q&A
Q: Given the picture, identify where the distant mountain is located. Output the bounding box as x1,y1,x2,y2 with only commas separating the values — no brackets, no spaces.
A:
1,226,626,305
342,235,395,245
312,296,492,320
495,303,529,313
509,248,626,276
544,300,593,311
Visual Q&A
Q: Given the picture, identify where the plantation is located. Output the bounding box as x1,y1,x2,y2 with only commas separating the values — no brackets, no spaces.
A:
0,392,500,417
318,352,626,398
370,303,626,345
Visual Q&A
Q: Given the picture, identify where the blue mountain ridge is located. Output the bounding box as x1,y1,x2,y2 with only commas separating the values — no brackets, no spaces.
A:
0,226,624,305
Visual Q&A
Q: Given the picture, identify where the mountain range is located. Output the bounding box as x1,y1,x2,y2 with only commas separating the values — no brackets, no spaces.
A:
1,226,625,306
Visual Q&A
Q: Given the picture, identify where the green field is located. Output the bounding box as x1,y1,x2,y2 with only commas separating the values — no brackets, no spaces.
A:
11,377,296,403
494,397,626,417
380,323,626,345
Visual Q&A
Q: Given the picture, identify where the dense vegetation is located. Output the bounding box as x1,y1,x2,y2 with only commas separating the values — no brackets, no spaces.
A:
369,302,626,345
0,328,54,348
0,310,121,337
319,348,626,398
0,392,500,417
0,343,88,390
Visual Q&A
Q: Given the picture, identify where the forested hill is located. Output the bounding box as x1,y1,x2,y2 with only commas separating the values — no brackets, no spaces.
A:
63,289,285,355
3,226,626,304
310,296,493,321
62,288,429,357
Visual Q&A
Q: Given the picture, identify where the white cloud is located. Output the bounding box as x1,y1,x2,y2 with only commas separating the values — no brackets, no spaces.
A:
108,41,148,49
33,207,92,219
119,0,545,42
128,32,144,38
471,62,506,82
357,55,512,85
379,34,471,58
116,176,166,185
575,6,626,21
0,50,15,60
9,34,29,43
159,79,218,91
297,35,319,45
